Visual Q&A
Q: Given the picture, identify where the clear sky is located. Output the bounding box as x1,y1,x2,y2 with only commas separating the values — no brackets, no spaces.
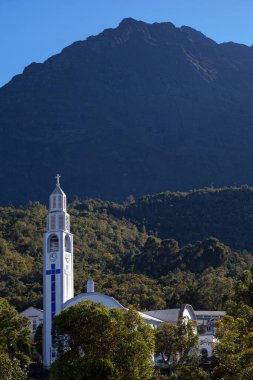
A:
1,0,253,87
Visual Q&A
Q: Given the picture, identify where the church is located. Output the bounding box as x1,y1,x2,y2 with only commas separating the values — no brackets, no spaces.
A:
21,176,225,367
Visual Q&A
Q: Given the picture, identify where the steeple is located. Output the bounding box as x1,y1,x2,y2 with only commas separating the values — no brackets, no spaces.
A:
49,173,67,213
43,175,74,367
47,174,69,232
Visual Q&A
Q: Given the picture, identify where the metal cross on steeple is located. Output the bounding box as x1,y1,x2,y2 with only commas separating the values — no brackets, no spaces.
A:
55,174,61,186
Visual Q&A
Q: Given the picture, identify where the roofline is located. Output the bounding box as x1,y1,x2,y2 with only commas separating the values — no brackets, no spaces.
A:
178,304,197,322
139,311,163,323
63,292,125,310
195,310,226,314
20,306,43,313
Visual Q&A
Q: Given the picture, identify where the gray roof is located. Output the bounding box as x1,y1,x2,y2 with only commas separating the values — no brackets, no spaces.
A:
144,304,197,324
195,310,226,317
143,309,181,324
139,311,163,323
51,185,65,196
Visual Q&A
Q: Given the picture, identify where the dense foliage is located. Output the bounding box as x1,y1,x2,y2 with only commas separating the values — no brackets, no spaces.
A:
51,301,155,380
124,186,253,250
155,319,207,379
0,297,30,379
0,189,253,313
1,189,253,378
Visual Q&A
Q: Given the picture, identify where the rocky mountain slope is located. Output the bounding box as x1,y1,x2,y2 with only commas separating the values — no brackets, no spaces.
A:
1,18,253,204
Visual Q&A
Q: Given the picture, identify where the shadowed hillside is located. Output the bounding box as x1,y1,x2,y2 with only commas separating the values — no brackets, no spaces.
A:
2,19,253,204
124,186,253,250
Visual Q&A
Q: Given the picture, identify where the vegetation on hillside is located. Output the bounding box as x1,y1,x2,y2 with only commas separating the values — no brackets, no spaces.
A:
1,188,253,313
124,186,253,250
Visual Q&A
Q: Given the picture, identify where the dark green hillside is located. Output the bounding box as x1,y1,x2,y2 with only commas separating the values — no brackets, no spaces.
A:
0,200,147,310
0,192,253,313
125,186,253,250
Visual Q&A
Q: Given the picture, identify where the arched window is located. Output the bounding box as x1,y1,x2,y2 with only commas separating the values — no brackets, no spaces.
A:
49,235,59,252
58,196,62,209
65,235,71,252
201,348,208,359
52,196,56,209
50,215,56,230
58,215,64,230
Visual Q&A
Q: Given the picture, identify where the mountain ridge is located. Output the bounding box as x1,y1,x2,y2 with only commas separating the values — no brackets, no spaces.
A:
1,18,253,204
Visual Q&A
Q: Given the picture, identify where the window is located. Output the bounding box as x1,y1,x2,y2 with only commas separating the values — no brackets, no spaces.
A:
64,197,66,209
66,215,70,231
58,196,62,209
65,235,71,252
32,319,37,332
51,215,56,230
50,235,59,252
201,349,208,359
58,215,64,230
52,196,56,209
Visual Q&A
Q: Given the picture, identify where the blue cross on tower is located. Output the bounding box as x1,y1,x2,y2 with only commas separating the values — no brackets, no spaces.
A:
46,264,61,321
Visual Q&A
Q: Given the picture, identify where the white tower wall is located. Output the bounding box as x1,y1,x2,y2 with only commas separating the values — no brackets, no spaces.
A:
43,175,74,368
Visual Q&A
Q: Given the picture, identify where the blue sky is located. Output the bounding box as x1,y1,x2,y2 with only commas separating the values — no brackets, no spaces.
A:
1,0,253,87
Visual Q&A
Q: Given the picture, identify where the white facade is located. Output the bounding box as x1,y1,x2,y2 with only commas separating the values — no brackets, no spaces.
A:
20,306,43,341
198,333,217,358
43,175,74,368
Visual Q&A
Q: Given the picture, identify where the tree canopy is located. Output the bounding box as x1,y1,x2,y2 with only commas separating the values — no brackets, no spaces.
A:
0,198,252,313
0,298,30,379
50,301,155,380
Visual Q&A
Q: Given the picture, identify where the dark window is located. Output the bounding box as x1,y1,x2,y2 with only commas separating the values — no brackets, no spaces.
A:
50,235,59,252
201,349,208,358
65,235,71,252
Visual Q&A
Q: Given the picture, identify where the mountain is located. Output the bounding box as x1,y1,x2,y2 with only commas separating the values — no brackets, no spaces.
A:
2,18,253,204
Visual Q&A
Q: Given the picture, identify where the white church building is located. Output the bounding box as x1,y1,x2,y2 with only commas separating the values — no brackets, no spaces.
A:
21,176,225,367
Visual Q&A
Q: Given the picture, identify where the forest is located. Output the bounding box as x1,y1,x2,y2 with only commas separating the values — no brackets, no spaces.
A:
1,186,253,313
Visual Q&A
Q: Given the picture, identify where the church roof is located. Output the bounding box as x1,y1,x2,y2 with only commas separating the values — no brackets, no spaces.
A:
138,311,163,323
63,292,125,310
143,309,181,324
50,174,66,196
51,185,66,196
195,310,226,317
20,306,43,318
144,304,196,324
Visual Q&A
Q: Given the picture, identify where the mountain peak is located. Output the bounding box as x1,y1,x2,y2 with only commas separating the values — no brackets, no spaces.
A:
1,20,253,205
119,17,143,27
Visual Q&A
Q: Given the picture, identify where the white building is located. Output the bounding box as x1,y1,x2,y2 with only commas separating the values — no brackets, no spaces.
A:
196,310,226,358
20,176,225,367
20,306,43,341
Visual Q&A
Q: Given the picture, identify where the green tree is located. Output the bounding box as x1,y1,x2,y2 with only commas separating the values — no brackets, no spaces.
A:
0,353,27,380
192,268,235,310
0,298,30,379
155,319,208,379
213,314,253,379
0,298,31,365
50,301,155,380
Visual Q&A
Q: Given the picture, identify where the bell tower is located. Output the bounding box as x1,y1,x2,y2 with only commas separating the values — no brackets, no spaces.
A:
43,174,74,367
